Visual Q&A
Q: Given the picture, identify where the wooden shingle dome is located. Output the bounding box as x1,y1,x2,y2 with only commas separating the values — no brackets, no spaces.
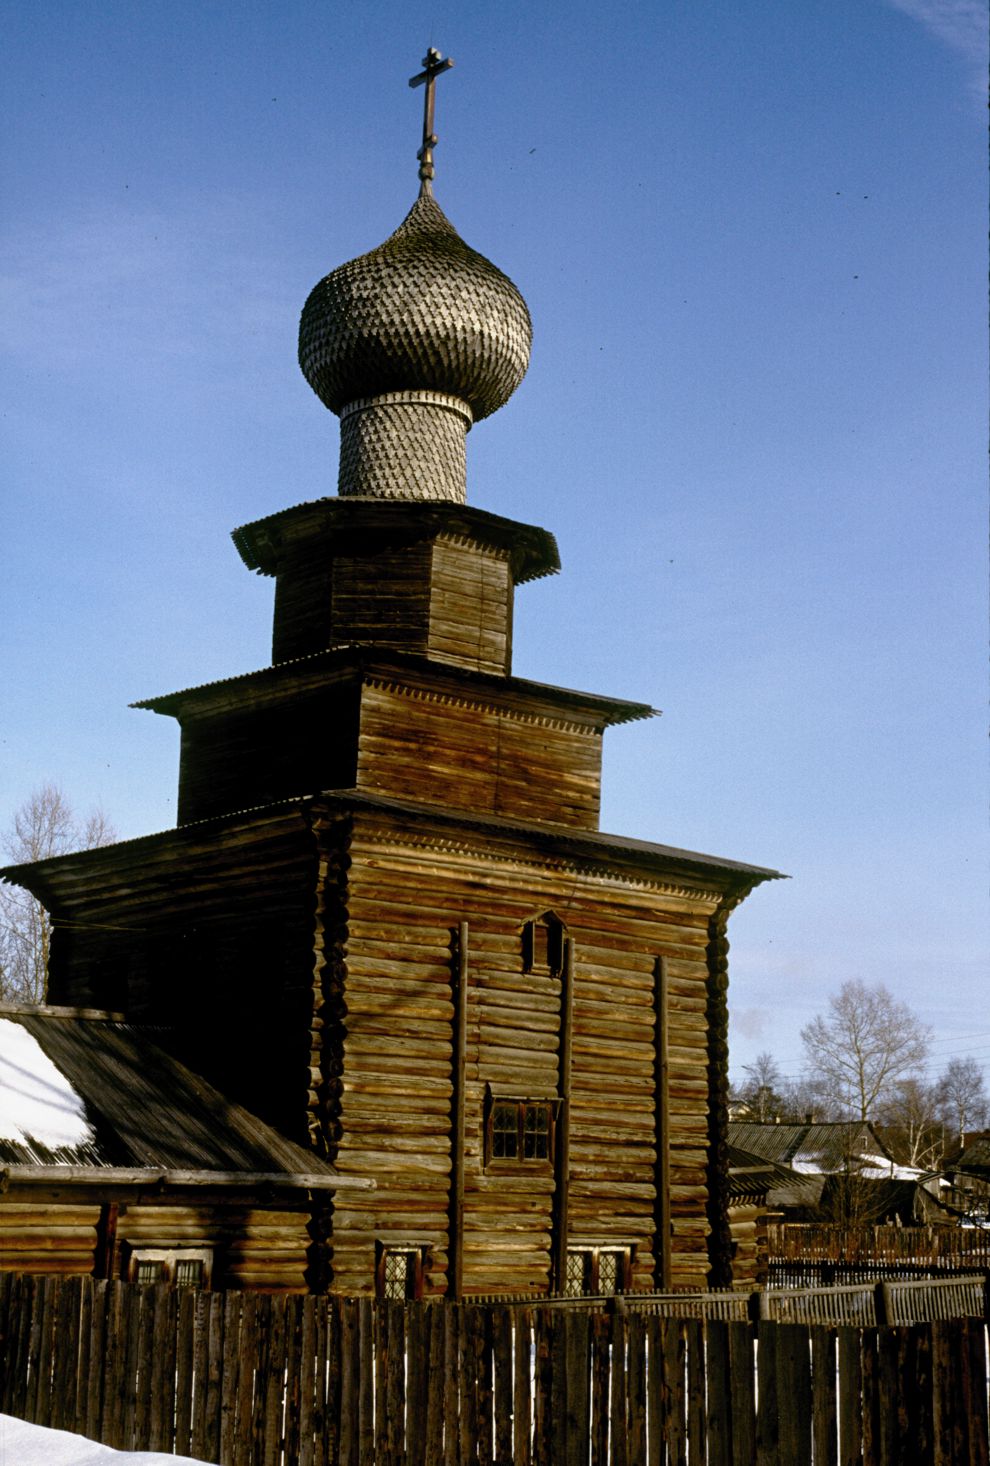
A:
298,192,531,422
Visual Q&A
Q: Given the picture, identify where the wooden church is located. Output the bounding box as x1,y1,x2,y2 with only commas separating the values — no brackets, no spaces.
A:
2,52,780,1298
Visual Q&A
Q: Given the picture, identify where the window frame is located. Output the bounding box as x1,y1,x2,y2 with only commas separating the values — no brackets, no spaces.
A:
484,1092,558,1172
563,1245,634,1298
522,912,565,976
126,1246,213,1290
375,1242,426,1301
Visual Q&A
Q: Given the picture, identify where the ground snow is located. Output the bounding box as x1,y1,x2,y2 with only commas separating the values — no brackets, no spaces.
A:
0,1414,214,1464
0,1020,96,1149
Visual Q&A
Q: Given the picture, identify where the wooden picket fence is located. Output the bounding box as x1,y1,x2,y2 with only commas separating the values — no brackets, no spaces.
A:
0,1272,988,1465
769,1224,990,1271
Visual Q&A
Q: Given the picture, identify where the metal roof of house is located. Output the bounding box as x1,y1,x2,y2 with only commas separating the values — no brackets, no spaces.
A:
728,1121,892,1174
726,1144,822,1204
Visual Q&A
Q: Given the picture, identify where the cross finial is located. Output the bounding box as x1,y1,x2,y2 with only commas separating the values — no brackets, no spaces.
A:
408,47,454,195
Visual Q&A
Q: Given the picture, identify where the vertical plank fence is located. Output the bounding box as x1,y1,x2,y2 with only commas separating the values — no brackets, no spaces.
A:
0,1272,986,1465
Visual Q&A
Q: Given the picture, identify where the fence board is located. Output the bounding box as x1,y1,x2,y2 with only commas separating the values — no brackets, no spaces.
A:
264,1293,287,1466
565,1309,591,1466
663,1316,688,1466
422,1303,446,1466
357,1297,374,1466
74,1274,93,1438
776,1323,811,1465
705,1319,731,1466
685,1318,706,1466
810,1327,836,1466
609,1303,628,1466
50,1273,77,1432
755,1319,779,1466
590,1311,610,1466
492,1305,513,1466
134,1282,156,1449
727,1319,755,1466
221,1289,244,1466
860,1329,880,1466
338,1293,358,1466
533,1307,553,1466
103,1282,126,1448
283,1296,303,1466
174,1288,195,1457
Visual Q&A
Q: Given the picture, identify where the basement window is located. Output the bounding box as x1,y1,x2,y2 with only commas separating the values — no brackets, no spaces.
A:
376,1244,425,1301
485,1096,556,1168
564,1247,633,1298
128,1248,212,1289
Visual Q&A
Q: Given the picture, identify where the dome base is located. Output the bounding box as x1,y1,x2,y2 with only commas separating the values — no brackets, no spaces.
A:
338,391,472,502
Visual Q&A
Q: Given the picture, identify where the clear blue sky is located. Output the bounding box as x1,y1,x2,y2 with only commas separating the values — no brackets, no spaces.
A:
2,1,987,1094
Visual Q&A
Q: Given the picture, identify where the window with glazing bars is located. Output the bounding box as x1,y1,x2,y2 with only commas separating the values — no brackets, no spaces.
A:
486,1098,555,1166
376,1245,424,1301
563,1247,632,1297
128,1248,211,1289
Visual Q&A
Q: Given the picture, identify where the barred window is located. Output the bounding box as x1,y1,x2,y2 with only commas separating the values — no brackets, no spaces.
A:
128,1248,212,1289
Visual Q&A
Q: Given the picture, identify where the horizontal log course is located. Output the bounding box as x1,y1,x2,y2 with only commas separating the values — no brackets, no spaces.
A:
474,1022,560,1055
343,1096,452,1122
344,1052,453,1079
342,1075,454,1099
343,1027,453,1058
345,956,455,983
343,995,455,1022
0,1253,96,1273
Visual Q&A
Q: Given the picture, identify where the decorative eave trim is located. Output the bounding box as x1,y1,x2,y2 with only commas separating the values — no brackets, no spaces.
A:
433,529,512,562
363,674,602,734
353,822,727,905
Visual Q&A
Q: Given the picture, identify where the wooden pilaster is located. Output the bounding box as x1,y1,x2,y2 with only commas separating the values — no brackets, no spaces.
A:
551,937,575,1294
654,955,672,1291
448,920,469,1299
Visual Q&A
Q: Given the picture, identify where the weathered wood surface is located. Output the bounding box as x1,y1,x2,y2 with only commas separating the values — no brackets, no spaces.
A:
0,1274,987,1465
326,816,723,1298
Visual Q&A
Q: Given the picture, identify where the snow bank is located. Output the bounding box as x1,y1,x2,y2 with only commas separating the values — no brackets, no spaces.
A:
0,1019,95,1150
0,1413,214,1464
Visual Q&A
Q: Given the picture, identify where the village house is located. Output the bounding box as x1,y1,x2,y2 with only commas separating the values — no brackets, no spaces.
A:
0,1003,372,1289
0,52,781,1298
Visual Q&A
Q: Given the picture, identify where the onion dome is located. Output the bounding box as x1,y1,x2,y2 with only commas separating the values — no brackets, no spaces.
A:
298,192,531,423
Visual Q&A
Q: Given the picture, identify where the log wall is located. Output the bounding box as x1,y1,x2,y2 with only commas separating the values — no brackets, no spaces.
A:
356,681,604,829
325,812,725,1296
0,1202,311,1291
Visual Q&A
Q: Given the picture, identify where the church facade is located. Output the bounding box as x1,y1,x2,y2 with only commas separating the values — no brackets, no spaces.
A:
4,57,779,1297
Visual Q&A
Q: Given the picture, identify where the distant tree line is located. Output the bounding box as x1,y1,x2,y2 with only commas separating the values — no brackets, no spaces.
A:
731,979,988,1169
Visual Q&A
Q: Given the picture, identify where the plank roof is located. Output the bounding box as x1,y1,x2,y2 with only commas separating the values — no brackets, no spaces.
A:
0,1006,337,1179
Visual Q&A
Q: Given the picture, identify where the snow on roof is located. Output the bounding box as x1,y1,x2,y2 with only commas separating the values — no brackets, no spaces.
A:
0,1019,95,1151
0,1412,212,1464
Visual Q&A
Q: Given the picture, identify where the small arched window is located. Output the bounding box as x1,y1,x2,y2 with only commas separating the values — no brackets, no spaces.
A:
522,911,565,976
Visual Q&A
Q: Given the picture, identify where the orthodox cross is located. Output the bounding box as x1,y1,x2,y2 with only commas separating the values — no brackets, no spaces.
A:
409,47,454,192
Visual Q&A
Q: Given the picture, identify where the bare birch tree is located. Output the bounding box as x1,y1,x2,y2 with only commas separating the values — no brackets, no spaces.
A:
937,1057,989,1144
0,785,116,1004
735,1051,787,1122
878,1076,944,1169
800,979,931,1122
